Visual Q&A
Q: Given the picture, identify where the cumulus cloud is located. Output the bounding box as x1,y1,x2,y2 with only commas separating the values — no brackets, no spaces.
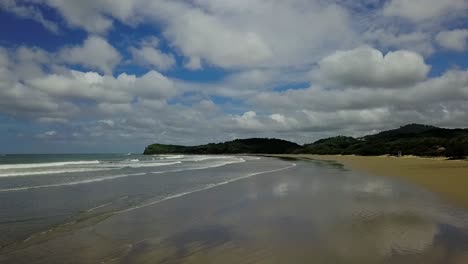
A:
0,45,176,122
28,70,175,103
37,0,136,33
1,1,468,152
58,36,121,75
363,29,434,56
134,70,176,99
436,29,468,51
161,9,272,68
231,111,265,131
0,0,59,33
314,47,430,88
35,130,58,139
160,0,358,68
129,38,175,71
21,0,357,69
383,0,468,22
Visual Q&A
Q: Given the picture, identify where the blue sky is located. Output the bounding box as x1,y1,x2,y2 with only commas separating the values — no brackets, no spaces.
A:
0,0,467,153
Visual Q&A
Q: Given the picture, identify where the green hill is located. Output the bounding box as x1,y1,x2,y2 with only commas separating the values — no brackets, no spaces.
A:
144,124,468,158
144,138,303,155
302,124,468,158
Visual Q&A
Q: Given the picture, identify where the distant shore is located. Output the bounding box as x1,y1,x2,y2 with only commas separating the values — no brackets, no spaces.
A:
270,154,468,210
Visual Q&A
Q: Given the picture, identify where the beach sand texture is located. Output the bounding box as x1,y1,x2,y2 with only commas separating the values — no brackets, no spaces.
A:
278,155,468,209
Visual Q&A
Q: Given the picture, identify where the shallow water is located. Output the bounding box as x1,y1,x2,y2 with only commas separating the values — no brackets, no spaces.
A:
0,156,468,263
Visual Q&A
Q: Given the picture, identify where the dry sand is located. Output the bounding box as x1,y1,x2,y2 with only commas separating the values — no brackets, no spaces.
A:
275,154,468,210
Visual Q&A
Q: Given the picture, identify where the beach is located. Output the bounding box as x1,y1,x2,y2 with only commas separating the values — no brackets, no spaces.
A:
1,155,468,263
274,155,468,210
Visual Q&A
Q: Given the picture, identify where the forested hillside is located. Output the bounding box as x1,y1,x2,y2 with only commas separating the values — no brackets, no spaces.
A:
144,124,468,158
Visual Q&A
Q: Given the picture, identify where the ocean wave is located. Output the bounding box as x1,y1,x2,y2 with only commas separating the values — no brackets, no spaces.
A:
0,168,115,178
187,155,233,162
0,159,245,192
149,158,245,173
157,155,185,159
0,160,100,170
105,161,182,168
113,162,297,214
0,172,148,192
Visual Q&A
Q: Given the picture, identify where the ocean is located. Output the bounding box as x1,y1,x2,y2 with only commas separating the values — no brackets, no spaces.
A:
0,154,290,247
1,154,468,263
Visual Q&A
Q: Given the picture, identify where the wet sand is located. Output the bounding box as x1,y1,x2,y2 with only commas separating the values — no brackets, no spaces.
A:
276,155,468,209
1,158,468,263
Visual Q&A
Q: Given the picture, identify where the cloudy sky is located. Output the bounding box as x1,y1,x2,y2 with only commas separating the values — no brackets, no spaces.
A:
0,0,468,153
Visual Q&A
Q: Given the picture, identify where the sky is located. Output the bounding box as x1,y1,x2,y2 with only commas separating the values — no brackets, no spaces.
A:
0,0,467,153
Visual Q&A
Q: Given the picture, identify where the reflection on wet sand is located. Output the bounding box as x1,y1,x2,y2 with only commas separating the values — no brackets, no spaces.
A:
1,158,468,263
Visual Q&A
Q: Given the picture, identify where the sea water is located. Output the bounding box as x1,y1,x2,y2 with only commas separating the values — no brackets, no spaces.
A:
1,155,468,263
0,154,281,246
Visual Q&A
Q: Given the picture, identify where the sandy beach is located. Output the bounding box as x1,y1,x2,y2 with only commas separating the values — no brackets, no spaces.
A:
274,154,468,210
2,156,468,263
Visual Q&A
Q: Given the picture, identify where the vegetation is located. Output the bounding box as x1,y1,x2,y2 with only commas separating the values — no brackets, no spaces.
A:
302,124,468,159
144,124,468,159
144,138,302,155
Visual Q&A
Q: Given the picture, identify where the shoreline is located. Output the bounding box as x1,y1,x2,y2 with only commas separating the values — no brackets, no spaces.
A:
3,155,468,263
269,154,468,210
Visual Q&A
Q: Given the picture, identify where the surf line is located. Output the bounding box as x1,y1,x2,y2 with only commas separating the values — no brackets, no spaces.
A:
16,163,296,246
110,163,297,215
0,158,246,192
86,202,114,212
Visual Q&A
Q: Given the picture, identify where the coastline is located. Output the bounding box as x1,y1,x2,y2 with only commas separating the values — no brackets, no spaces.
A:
3,155,468,263
269,154,468,210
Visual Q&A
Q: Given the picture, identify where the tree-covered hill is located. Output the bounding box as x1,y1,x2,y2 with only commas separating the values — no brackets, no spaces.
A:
302,124,468,158
144,124,468,158
144,138,303,155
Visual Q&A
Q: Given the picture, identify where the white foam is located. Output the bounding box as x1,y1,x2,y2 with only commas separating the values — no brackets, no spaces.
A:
0,172,148,192
0,168,114,177
112,163,297,214
0,158,245,192
187,155,233,162
149,158,245,174
0,160,100,170
126,161,181,168
158,155,185,159
0,161,180,177
104,161,182,168
86,201,114,212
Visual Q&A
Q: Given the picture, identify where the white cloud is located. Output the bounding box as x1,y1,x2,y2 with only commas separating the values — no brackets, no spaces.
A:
363,29,434,56
184,57,202,70
0,45,177,127
0,0,59,33
270,113,299,128
1,1,468,151
37,117,68,124
383,0,468,22
130,43,175,71
24,0,357,69
134,70,176,99
58,36,121,75
314,47,430,88
436,29,468,51
231,111,265,131
256,69,468,112
158,0,357,69
38,0,132,33
161,9,272,68
28,69,175,104
35,130,58,139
